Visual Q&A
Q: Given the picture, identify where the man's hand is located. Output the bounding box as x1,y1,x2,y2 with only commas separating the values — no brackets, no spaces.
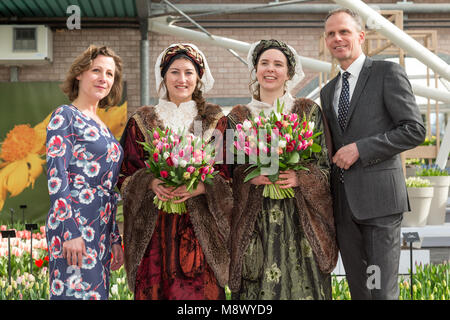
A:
332,142,359,170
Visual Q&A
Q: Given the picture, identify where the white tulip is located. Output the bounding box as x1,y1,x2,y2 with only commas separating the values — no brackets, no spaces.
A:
243,120,252,131
111,284,119,296
179,159,187,168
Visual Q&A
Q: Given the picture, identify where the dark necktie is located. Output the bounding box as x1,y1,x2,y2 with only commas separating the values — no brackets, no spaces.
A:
337,71,350,183
337,71,350,130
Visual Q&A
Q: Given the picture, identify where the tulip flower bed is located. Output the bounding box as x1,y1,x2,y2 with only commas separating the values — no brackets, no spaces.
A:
332,262,450,300
0,224,133,300
2,224,449,300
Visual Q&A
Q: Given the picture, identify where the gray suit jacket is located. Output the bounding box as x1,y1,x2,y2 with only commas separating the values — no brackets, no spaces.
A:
320,57,426,220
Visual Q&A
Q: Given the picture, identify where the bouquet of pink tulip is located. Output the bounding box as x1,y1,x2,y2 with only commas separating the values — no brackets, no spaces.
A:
139,127,218,214
233,101,322,199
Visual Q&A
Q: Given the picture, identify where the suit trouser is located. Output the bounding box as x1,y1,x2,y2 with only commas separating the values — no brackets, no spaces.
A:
335,182,403,300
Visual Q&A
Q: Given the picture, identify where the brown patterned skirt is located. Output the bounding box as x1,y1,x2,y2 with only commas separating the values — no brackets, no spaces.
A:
134,210,224,300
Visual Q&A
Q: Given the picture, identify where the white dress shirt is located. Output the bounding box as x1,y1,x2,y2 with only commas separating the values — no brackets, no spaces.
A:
333,53,366,117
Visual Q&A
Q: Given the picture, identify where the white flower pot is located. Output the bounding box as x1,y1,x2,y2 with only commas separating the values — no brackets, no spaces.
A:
403,187,434,227
426,176,450,225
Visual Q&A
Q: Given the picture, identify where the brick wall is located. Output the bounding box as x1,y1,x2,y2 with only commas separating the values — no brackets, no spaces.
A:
0,28,142,113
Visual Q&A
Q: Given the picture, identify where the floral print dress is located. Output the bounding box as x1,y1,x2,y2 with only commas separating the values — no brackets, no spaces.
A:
45,104,123,300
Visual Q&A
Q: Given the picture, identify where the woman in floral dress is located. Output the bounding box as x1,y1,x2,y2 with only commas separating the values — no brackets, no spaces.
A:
227,39,338,299
118,43,232,300
46,45,124,300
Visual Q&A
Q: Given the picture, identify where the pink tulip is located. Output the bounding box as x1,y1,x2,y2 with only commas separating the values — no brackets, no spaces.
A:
153,152,159,162
289,113,298,122
201,173,206,181
273,127,280,136
187,166,195,174
153,131,160,139
304,130,313,139
160,171,168,178
284,133,291,143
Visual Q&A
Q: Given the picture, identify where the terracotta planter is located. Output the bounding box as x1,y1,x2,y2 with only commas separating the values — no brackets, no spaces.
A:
426,176,450,225
403,187,434,227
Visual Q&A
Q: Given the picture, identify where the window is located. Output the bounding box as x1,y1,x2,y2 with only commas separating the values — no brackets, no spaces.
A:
13,28,37,51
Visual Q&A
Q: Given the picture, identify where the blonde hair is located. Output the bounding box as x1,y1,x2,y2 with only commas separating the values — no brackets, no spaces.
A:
60,45,123,108
325,8,365,31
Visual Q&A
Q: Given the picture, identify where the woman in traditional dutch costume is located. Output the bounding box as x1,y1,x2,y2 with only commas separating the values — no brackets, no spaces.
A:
118,43,232,300
228,39,338,300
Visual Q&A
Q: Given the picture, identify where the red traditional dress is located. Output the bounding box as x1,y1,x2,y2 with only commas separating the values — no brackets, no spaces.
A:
118,101,231,300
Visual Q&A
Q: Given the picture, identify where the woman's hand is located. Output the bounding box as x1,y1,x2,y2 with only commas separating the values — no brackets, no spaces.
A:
150,178,175,201
110,243,124,271
275,170,299,189
171,182,206,204
249,175,273,186
62,236,87,267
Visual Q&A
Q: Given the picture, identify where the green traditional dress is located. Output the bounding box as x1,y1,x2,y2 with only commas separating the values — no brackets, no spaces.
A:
228,94,337,300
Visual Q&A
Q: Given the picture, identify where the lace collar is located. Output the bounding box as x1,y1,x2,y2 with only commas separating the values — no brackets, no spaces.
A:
247,93,295,118
154,99,198,132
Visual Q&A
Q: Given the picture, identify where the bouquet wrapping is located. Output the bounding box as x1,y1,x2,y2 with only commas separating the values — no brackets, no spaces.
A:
139,127,218,214
233,101,322,199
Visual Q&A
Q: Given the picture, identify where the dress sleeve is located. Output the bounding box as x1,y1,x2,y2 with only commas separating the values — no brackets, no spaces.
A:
202,115,233,241
308,102,331,180
118,117,150,192
46,106,81,241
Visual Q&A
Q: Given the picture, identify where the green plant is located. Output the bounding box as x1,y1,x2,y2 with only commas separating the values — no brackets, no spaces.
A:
405,158,425,166
109,266,134,300
332,262,450,300
421,136,437,146
406,177,432,188
416,165,449,177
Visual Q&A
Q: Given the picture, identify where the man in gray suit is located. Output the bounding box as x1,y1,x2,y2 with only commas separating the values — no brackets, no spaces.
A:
320,8,426,299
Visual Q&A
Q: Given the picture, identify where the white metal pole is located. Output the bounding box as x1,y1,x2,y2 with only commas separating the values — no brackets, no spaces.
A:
333,0,450,81
149,18,332,73
149,18,450,103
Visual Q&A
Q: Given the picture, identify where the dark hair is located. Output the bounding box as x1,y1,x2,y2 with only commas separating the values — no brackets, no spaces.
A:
161,53,201,78
60,45,123,108
159,44,205,78
250,39,296,100
324,8,364,31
